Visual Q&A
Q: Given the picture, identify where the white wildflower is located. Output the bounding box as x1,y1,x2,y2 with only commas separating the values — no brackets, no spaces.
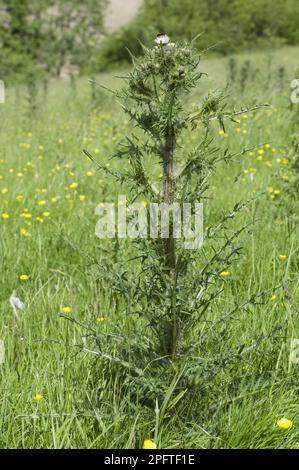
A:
155,33,170,45
9,291,24,321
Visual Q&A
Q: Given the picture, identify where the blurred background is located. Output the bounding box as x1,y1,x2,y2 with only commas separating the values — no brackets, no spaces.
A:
1,0,299,84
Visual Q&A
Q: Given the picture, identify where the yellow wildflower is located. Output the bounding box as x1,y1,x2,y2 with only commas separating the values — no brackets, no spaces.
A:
33,394,44,402
277,418,293,430
62,306,73,314
143,439,157,449
220,271,230,277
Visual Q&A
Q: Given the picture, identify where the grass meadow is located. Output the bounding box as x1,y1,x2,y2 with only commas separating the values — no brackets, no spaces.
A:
0,45,298,449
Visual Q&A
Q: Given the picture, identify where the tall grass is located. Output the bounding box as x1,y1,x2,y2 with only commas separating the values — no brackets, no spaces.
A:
0,46,298,449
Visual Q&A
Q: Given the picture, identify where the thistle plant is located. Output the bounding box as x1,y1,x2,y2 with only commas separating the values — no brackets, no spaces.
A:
79,36,279,400
239,60,251,93
228,57,237,84
26,70,38,114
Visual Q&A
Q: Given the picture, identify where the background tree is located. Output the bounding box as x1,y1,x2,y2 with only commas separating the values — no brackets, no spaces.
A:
0,0,106,82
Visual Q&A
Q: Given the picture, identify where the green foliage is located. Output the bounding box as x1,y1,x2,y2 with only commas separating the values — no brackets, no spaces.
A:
98,0,299,69
0,45,299,448
0,0,106,83
79,38,284,406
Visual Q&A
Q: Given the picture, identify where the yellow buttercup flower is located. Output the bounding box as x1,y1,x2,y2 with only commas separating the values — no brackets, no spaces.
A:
1,213,9,220
20,274,29,281
97,316,105,323
143,439,157,449
33,394,44,402
62,306,73,314
278,255,287,261
277,418,293,430
220,271,230,277
69,182,79,190
20,228,29,237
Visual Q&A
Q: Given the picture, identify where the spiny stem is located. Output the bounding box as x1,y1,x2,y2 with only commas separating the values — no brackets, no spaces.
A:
162,126,178,356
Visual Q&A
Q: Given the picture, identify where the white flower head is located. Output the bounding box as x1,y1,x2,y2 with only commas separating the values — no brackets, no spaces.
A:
9,290,24,321
155,33,170,45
